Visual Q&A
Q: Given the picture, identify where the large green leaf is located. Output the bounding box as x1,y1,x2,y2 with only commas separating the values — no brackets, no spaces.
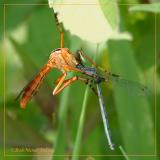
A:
99,0,119,29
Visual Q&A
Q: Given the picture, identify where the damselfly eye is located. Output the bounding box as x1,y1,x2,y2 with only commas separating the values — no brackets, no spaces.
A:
75,50,83,64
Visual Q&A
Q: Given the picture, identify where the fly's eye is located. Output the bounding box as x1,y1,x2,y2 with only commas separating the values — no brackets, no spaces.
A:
52,48,61,52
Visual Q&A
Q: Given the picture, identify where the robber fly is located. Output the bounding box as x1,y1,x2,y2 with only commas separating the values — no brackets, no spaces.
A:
17,48,87,108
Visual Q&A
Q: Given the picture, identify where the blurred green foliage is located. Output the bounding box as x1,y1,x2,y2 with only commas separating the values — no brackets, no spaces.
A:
0,0,160,160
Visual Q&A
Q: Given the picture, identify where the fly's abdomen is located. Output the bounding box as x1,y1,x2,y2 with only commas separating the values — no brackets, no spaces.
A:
20,64,51,108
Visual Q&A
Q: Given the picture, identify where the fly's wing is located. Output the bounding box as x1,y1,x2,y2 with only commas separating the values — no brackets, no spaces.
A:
106,73,149,96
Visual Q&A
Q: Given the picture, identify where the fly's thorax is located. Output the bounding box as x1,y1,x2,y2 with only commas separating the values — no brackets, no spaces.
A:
66,54,80,67
61,48,80,67
48,48,79,70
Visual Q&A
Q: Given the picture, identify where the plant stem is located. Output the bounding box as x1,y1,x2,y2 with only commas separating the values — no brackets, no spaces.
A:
72,86,90,160
52,86,71,160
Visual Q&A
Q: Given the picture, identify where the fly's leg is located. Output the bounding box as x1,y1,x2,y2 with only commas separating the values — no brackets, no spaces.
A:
53,72,67,95
81,78,98,95
54,12,64,48
53,76,78,95
60,29,64,48
53,65,82,95
53,75,97,95
77,49,98,67
53,76,86,95
88,83,98,95
54,12,72,64
54,74,64,85
78,77,98,95
64,65,83,73
77,49,109,73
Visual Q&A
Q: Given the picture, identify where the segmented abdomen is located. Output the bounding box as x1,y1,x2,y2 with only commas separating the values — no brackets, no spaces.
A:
20,64,51,108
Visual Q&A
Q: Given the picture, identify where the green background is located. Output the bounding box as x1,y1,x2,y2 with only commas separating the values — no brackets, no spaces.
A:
0,0,160,160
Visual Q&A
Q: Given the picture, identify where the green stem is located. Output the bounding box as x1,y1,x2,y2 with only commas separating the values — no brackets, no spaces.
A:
52,87,71,160
72,44,99,160
119,145,130,160
72,86,90,160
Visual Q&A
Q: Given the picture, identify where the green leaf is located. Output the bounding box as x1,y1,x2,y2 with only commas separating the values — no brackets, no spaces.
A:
129,3,160,13
99,0,119,29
